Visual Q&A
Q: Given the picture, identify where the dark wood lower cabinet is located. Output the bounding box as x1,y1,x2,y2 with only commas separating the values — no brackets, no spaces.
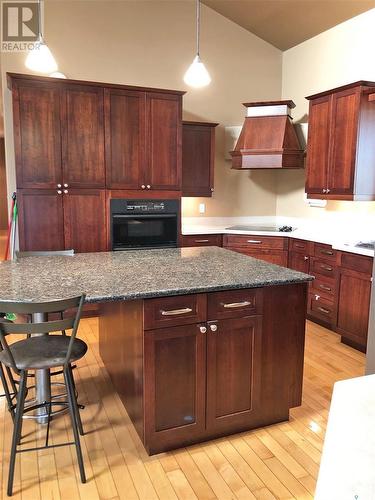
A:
228,247,288,267
288,251,310,273
99,284,307,455
206,316,262,433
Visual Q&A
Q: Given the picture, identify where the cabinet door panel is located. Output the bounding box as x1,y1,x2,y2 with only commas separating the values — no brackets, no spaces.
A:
288,251,310,273
228,248,288,267
328,89,360,194
305,96,330,194
18,189,64,251
105,89,146,189
144,324,206,453
63,189,107,253
61,85,105,188
336,268,371,346
206,316,262,432
14,82,62,189
146,93,182,190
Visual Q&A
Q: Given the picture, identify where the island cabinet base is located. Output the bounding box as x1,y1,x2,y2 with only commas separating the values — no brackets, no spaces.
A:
99,283,307,455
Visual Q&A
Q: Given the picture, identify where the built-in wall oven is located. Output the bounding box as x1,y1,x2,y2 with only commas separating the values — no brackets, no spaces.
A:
110,199,179,251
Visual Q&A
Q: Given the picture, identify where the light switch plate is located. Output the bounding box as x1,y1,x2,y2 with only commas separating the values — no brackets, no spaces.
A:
199,203,206,214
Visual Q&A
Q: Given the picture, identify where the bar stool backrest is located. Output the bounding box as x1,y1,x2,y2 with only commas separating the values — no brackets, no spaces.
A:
16,250,75,259
0,295,86,373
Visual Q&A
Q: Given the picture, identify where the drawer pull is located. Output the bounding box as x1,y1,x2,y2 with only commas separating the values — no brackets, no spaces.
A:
320,249,334,256
320,265,333,272
295,244,305,248
194,239,210,243
247,240,262,244
304,256,309,261
317,306,331,315
319,284,332,291
160,307,193,316
223,301,252,309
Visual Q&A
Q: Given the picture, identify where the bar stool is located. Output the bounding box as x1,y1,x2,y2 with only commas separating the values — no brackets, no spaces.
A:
0,318,17,422
0,295,87,496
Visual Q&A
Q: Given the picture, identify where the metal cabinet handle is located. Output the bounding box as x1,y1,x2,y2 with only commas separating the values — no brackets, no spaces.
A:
223,301,251,309
326,188,331,194
320,265,333,271
141,185,146,189
304,256,309,261
319,284,332,291
57,183,62,188
314,294,321,300
160,307,193,316
195,239,210,243
321,249,334,256
210,324,218,332
146,185,151,189
247,240,262,244
322,188,327,193
295,244,305,248
63,189,68,194
64,183,69,188
199,326,207,334
317,306,330,315
210,188,214,192
57,190,62,195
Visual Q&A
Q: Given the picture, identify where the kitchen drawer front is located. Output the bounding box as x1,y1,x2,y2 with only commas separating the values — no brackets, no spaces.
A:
232,248,288,267
310,273,336,299
341,252,373,275
223,235,287,250
144,294,207,330
289,238,313,254
308,293,336,324
207,288,263,320
314,243,339,263
181,234,222,247
310,257,337,278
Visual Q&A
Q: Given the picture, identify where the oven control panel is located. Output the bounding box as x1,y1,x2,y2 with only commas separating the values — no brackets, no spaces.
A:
110,199,179,215
126,201,165,212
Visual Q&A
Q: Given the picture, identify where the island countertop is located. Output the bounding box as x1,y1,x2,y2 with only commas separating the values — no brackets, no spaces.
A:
0,247,313,303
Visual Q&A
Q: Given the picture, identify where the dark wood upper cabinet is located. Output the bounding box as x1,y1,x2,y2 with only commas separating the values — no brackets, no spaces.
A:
105,89,146,190
63,189,107,253
12,81,62,189
18,189,64,251
61,85,105,188
306,81,375,200
182,121,218,197
206,316,262,433
146,92,182,191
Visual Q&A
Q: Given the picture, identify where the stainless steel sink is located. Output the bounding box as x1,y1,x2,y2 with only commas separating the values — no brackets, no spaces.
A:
355,241,375,250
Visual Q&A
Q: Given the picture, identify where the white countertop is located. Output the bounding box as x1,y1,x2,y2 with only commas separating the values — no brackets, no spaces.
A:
315,374,375,500
181,217,375,258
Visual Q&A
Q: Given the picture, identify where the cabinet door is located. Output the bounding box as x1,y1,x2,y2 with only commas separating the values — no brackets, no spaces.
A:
305,95,331,195
105,89,146,189
61,85,105,188
336,268,371,347
13,82,62,189
182,123,216,196
18,189,64,251
145,92,182,190
229,248,288,267
328,89,361,195
63,189,107,253
206,316,262,433
288,251,310,273
144,324,206,453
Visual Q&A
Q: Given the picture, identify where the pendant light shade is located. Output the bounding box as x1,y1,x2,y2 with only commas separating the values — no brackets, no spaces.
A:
25,0,58,74
184,0,211,88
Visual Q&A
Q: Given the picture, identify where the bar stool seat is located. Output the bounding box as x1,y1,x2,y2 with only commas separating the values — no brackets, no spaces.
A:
0,336,87,370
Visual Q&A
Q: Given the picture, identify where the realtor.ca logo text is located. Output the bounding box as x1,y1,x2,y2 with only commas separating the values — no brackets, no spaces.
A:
1,1,42,52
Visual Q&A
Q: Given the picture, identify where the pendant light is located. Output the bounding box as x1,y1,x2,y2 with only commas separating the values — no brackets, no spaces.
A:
25,0,58,74
184,0,211,88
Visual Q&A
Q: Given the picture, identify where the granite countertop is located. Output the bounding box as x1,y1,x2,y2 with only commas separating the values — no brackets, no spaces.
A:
0,247,312,303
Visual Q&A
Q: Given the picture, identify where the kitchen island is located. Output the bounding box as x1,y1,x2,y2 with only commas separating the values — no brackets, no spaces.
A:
0,247,312,454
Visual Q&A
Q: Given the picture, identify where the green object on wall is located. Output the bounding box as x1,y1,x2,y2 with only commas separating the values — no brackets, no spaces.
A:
5,313,16,321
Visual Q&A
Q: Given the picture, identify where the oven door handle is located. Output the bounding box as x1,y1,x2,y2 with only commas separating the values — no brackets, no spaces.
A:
112,214,177,219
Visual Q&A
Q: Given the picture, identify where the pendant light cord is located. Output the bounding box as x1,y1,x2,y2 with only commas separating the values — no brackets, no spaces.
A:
196,0,200,57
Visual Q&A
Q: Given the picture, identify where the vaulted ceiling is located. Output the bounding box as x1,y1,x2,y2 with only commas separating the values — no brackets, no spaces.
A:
202,0,375,50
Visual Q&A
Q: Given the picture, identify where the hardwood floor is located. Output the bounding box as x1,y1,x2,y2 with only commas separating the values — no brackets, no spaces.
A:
0,319,365,500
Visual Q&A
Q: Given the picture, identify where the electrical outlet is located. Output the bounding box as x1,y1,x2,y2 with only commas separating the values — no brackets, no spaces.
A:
199,203,206,214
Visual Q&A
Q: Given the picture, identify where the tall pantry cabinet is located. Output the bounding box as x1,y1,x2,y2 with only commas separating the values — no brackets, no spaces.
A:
8,73,184,252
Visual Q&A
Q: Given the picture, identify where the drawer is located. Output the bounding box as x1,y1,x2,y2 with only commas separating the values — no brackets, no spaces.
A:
341,252,373,275
207,289,263,320
314,243,339,263
223,235,287,250
144,294,207,330
289,238,313,254
308,293,335,324
228,248,288,267
310,257,337,278
181,234,222,247
310,273,336,298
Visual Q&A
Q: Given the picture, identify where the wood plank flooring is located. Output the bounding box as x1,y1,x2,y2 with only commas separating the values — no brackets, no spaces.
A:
0,319,365,500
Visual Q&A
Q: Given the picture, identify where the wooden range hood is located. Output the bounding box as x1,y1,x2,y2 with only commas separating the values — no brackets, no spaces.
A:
231,100,304,169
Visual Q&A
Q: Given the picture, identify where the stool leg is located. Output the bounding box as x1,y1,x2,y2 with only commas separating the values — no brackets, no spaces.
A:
63,368,86,484
0,364,15,423
8,370,27,497
67,364,84,436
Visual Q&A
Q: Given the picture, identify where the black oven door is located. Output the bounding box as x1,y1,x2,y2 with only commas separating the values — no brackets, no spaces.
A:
112,214,178,250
